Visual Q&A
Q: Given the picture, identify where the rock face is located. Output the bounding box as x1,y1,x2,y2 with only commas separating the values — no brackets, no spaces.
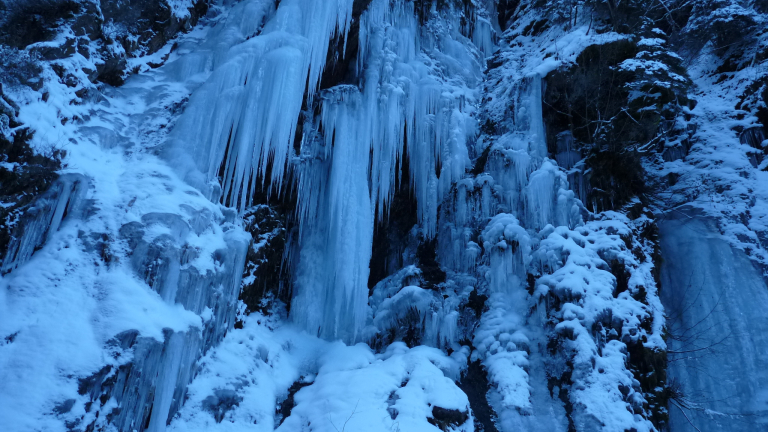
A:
0,0,209,268
0,88,62,266
0,0,212,228
101,0,209,56
0,0,208,84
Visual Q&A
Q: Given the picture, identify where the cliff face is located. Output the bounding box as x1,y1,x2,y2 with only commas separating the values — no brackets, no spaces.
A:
0,1,766,432
0,0,210,266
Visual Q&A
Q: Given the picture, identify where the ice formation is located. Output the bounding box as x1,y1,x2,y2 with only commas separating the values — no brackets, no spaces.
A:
0,0,676,431
2,173,88,273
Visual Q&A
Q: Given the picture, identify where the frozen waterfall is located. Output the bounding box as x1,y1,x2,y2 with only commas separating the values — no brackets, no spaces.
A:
660,208,768,431
0,1,676,431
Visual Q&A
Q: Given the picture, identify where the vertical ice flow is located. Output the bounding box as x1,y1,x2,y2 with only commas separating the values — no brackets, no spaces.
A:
166,0,354,210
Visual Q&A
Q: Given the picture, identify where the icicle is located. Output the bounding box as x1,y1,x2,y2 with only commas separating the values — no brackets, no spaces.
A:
354,0,479,236
528,74,547,159
473,18,494,57
482,213,531,294
554,131,581,170
165,0,355,212
146,332,186,432
292,88,373,342
2,174,88,273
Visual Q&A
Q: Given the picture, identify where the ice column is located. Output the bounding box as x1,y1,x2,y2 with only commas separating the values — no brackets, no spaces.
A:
2,174,88,273
292,88,373,341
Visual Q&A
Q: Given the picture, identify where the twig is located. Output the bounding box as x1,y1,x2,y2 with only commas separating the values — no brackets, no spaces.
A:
671,399,703,432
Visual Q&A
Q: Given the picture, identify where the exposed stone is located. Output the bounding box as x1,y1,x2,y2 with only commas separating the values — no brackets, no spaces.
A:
427,406,470,431
202,389,243,423
275,380,312,427
458,360,498,432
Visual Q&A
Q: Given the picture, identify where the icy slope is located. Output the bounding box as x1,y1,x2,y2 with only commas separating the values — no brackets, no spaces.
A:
660,209,768,431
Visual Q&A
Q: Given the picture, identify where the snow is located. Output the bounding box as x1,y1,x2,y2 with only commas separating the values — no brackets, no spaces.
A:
168,314,473,432
0,3,260,430
0,221,206,432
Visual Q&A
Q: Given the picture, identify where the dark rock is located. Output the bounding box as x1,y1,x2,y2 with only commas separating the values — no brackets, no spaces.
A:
97,51,129,86
416,237,446,289
275,380,312,427
465,289,487,318
202,389,242,423
368,158,418,290
4,331,19,344
101,0,209,59
386,390,400,419
0,0,210,88
0,0,81,48
610,260,631,298
53,398,76,415
428,406,470,431
239,205,290,313
739,127,766,168
626,341,668,429
458,360,498,432
30,37,77,60
0,47,45,90
319,0,373,90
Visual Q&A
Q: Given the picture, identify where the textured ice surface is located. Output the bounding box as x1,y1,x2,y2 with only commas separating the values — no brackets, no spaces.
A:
660,208,768,431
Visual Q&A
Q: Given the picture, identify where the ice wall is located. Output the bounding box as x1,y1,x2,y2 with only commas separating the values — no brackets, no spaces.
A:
87,212,249,432
1,2,668,431
2,174,88,273
428,45,664,432
660,209,768,431
166,0,354,208
0,2,264,431
288,0,483,340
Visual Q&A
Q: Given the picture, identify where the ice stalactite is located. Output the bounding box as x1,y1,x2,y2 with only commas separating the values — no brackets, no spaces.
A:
2,174,88,273
472,214,533,414
442,74,570,413
166,0,354,210
291,87,374,341
288,0,482,341
77,210,250,432
352,0,479,237
429,52,663,429
438,177,495,274
526,160,578,231
164,0,474,342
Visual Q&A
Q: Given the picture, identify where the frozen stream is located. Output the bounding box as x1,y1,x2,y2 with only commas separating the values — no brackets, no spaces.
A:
659,208,768,431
